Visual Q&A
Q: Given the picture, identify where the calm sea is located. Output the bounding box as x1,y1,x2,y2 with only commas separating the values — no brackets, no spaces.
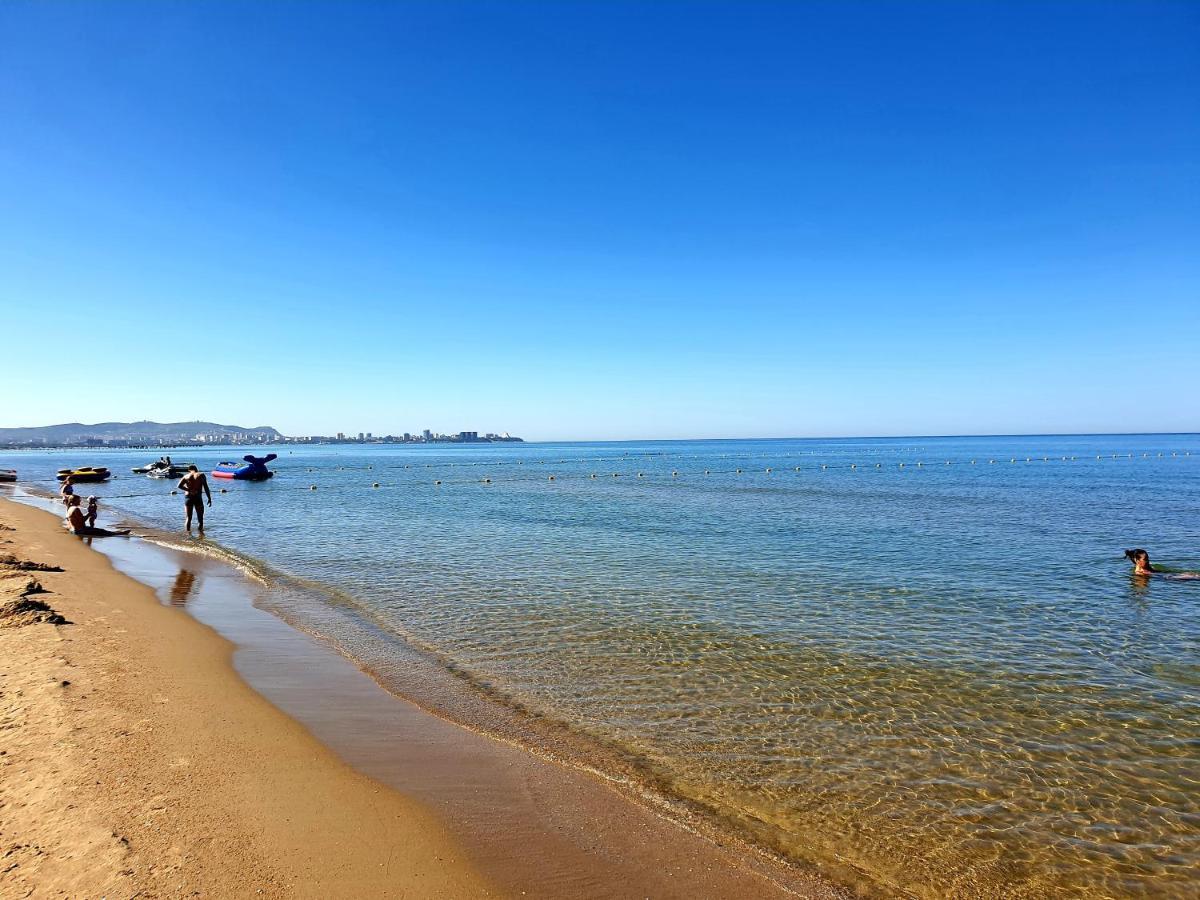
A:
4,435,1198,897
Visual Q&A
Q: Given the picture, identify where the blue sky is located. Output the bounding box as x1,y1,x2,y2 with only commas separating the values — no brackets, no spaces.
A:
1,1,1196,440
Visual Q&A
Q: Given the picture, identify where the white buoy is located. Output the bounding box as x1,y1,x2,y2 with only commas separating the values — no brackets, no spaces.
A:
373,482,380,488
310,485,316,490
434,480,441,485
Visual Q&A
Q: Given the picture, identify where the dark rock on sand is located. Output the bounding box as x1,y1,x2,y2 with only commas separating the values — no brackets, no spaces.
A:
0,553,64,573
0,596,70,628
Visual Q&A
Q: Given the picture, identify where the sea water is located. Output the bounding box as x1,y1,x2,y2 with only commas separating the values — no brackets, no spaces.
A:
4,435,1197,897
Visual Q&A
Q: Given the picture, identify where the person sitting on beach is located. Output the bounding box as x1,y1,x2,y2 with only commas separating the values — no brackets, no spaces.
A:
1125,548,1200,580
177,464,212,531
64,495,130,537
59,475,75,506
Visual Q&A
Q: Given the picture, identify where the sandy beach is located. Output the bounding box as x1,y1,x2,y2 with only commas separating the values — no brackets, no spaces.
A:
0,497,500,898
0,496,846,899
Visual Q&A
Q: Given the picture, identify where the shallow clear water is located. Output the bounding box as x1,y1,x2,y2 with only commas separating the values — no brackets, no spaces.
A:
6,435,1198,897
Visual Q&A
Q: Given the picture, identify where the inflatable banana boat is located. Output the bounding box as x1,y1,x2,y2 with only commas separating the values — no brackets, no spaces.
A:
212,453,277,481
56,466,112,483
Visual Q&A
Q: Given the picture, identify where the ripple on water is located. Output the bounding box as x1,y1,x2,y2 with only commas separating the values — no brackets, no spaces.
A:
3,435,1198,897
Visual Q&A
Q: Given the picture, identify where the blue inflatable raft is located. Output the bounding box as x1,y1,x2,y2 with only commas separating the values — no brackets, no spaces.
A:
212,453,277,481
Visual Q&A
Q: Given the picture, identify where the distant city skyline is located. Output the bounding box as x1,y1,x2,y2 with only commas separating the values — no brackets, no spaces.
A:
2,2,1196,440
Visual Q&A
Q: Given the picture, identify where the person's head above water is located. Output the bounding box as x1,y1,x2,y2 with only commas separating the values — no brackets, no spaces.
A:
187,464,199,472
1125,548,1155,574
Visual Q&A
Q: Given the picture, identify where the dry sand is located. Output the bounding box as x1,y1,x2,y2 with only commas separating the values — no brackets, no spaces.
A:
0,497,851,898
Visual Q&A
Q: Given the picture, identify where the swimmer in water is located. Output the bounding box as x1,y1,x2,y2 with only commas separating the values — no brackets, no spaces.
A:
1124,548,1200,580
1125,548,1155,575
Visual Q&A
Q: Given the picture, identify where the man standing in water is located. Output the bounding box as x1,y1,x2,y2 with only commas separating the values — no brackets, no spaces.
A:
177,465,212,532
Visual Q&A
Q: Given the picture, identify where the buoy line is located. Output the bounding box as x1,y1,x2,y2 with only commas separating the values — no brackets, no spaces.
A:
22,449,1192,495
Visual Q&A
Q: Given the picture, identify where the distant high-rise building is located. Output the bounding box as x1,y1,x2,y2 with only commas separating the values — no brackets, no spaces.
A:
366,432,372,439
336,432,345,440
358,432,365,441
422,429,432,441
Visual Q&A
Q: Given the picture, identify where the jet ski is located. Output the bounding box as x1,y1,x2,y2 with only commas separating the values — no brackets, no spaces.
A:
132,459,193,476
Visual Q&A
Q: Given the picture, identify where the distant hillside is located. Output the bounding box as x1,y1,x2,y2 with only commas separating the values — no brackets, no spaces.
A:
0,421,282,444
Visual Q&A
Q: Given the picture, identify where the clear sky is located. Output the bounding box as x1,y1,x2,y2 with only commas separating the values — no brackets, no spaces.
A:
1,1,1196,440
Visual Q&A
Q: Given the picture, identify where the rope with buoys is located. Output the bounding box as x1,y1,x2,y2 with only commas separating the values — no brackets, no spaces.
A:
11,448,1192,494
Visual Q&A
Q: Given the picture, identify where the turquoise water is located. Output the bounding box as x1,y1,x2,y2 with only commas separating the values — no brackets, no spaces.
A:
5,435,1198,897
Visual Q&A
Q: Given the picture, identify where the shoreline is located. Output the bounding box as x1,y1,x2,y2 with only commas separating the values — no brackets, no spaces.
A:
0,495,496,898
0,494,851,898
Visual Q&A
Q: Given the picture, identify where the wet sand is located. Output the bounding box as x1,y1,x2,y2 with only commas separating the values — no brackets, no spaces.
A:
0,496,849,898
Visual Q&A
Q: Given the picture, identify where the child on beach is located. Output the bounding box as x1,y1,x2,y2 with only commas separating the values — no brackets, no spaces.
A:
85,496,99,528
64,495,129,537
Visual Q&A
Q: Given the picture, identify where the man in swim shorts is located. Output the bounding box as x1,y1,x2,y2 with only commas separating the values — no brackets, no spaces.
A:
177,464,212,532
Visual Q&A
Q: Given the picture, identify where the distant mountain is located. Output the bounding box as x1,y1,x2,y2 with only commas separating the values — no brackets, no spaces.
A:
0,420,282,444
